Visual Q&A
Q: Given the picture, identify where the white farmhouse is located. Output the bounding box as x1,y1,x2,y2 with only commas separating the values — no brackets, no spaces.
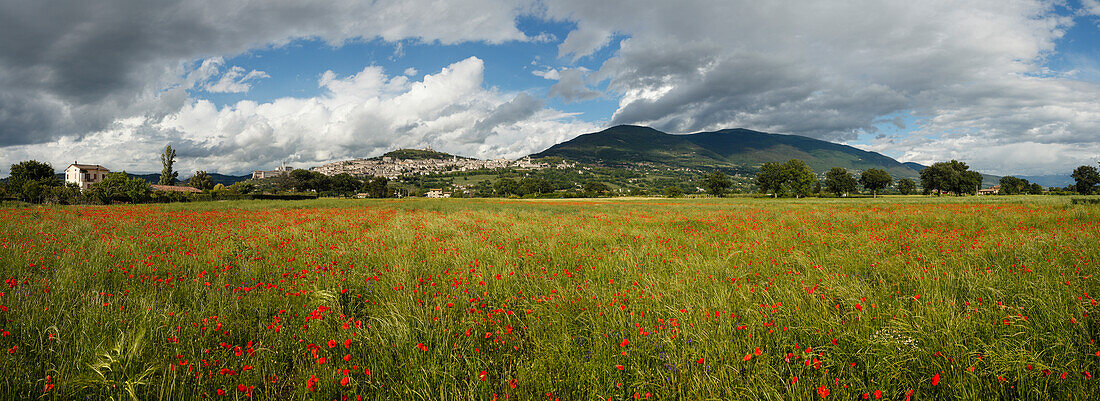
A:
65,163,110,190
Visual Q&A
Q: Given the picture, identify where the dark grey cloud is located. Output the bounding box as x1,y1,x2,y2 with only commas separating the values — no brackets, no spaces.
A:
548,69,601,103
0,0,532,147
468,92,545,143
541,0,1100,174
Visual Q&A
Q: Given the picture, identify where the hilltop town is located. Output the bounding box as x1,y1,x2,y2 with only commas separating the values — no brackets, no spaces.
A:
302,147,572,179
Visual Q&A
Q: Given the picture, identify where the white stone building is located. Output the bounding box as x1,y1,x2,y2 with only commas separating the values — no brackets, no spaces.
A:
252,163,293,179
425,188,451,198
65,163,110,190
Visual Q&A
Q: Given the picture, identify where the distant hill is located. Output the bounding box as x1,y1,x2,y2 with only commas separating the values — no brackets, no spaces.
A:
902,162,927,172
375,148,471,160
532,125,920,178
1017,174,1073,188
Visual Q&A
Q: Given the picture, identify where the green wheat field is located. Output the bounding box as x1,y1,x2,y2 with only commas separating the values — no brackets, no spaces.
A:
1,196,1098,400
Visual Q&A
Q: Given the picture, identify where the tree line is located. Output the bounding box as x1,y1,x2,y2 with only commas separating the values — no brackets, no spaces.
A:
701,159,980,197
4,143,1098,202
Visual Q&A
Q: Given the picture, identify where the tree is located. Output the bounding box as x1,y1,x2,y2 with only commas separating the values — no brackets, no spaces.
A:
289,169,331,192
360,176,389,198
958,170,983,196
189,171,214,190
1027,182,1044,195
228,182,255,194
920,160,981,196
998,175,1029,194
859,168,892,198
494,178,519,196
583,181,611,195
473,180,494,197
519,177,553,195
823,167,858,197
8,160,60,202
21,181,43,203
91,172,152,203
664,186,684,198
329,173,362,197
896,179,916,195
701,171,733,197
1071,165,1100,195
782,159,816,198
158,145,178,185
42,184,82,205
755,162,788,197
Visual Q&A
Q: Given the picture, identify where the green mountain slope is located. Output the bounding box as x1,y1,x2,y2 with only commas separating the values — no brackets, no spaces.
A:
376,149,471,160
533,125,920,178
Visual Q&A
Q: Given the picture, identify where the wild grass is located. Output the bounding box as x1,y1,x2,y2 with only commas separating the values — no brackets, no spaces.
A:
0,196,1097,400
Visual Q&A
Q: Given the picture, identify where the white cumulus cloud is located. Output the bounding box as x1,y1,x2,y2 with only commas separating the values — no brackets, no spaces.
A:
0,58,597,175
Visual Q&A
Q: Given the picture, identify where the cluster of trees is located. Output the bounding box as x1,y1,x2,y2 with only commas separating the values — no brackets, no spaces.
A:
919,160,983,195
998,176,1044,195
482,177,614,197
755,160,818,198
822,167,907,197
5,160,62,203
263,169,389,198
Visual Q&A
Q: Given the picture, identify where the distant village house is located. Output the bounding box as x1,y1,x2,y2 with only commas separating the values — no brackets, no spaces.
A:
977,185,1001,195
65,163,110,191
425,188,451,198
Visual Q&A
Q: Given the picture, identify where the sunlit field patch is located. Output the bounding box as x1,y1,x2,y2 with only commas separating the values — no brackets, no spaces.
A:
0,196,1097,400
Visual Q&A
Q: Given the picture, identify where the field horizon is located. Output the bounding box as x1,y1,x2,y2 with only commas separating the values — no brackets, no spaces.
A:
1,196,1097,400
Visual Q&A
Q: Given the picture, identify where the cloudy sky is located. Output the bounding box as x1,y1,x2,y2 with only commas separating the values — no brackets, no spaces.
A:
1,0,1099,177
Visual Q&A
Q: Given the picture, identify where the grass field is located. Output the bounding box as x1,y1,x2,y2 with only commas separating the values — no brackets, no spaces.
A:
0,196,1098,400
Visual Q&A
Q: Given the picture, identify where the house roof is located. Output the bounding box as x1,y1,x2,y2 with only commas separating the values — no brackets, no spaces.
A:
151,185,202,193
67,163,109,170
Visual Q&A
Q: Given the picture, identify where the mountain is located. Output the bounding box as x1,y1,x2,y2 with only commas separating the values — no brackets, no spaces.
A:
902,162,927,172
532,125,920,178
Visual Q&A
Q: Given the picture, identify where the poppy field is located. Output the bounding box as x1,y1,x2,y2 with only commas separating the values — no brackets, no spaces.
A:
0,197,1098,400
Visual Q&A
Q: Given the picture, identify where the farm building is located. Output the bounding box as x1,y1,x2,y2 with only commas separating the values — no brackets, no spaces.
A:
64,163,110,191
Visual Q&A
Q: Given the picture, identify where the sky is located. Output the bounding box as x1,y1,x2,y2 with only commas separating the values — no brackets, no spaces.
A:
1,0,1099,177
